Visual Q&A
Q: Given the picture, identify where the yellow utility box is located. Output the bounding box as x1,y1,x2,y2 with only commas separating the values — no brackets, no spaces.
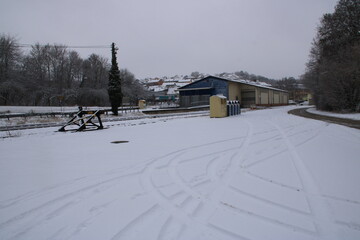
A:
210,95,227,118
138,100,146,109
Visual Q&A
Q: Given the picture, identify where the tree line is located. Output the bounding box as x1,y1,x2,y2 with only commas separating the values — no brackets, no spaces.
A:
302,0,360,112
0,35,145,107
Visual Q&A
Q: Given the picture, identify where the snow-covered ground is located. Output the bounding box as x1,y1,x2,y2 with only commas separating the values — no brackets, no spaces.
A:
1,106,359,240
0,106,86,114
307,107,360,120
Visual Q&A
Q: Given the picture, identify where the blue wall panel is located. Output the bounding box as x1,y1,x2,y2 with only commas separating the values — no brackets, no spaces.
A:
180,77,229,97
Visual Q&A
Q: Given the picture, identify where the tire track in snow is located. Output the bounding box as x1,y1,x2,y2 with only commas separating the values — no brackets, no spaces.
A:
283,119,327,148
136,119,253,239
228,185,310,215
271,121,339,239
0,176,87,209
174,120,253,238
245,170,302,191
322,194,360,205
4,109,350,239
3,132,249,239
110,204,161,240
335,220,360,232
140,159,215,239
243,148,288,168
219,201,317,235
0,169,144,239
219,117,324,238
157,216,184,240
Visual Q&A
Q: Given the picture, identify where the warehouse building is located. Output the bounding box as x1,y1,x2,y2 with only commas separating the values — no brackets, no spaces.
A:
178,76,288,108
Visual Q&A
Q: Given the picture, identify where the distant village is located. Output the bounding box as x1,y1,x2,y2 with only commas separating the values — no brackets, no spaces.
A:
140,74,199,102
140,72,274,103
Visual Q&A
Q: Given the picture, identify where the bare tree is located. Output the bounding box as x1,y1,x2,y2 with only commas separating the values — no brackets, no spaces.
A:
190,71,200,78
81,54,108,89
0,35,141,107
66,51,83,89
0,34,21,83
121,68,145,104
303,0,360,112
0,34,24,105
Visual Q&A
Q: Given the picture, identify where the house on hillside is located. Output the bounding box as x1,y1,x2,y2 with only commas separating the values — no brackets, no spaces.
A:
145,79,164,87
293,83,313,104
178,76,289,108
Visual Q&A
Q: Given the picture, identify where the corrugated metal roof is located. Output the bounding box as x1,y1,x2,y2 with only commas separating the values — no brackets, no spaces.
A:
227,79,288,92
178,87,213,91
179,76,288,93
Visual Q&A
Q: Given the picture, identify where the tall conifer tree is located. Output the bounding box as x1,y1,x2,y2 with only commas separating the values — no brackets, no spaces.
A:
108,43,122,115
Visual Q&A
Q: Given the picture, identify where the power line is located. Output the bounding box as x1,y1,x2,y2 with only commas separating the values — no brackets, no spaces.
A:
15,43,111,49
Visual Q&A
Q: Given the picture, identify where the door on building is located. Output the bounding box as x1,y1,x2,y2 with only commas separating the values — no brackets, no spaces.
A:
241,90,256,107
274,93,280,104
260,91,269,105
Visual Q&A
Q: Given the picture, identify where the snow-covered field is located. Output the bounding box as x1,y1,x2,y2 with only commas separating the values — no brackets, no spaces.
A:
1,106,359,240
307,107,360,120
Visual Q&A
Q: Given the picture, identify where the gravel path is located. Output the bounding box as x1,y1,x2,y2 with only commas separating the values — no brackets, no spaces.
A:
288,107,360,130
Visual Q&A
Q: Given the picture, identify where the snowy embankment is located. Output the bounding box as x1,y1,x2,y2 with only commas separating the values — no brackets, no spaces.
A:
0,106,85,114
0,106,359,240
307,107,360,120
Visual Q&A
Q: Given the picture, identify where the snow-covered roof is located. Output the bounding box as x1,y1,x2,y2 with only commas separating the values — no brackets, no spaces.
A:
146,78,162,83
175,82,189,88
148,86,165,92
177,79,192,83
179,76,287,92
215,94,227,99
227,78,287,92
163,82,177,87
167,87,177,95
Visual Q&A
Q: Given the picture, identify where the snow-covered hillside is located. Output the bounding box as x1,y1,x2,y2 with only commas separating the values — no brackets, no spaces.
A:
141,72,273,94
1,106,359,240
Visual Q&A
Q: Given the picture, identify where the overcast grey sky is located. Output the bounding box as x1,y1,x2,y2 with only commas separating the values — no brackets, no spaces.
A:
1,0,338,79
